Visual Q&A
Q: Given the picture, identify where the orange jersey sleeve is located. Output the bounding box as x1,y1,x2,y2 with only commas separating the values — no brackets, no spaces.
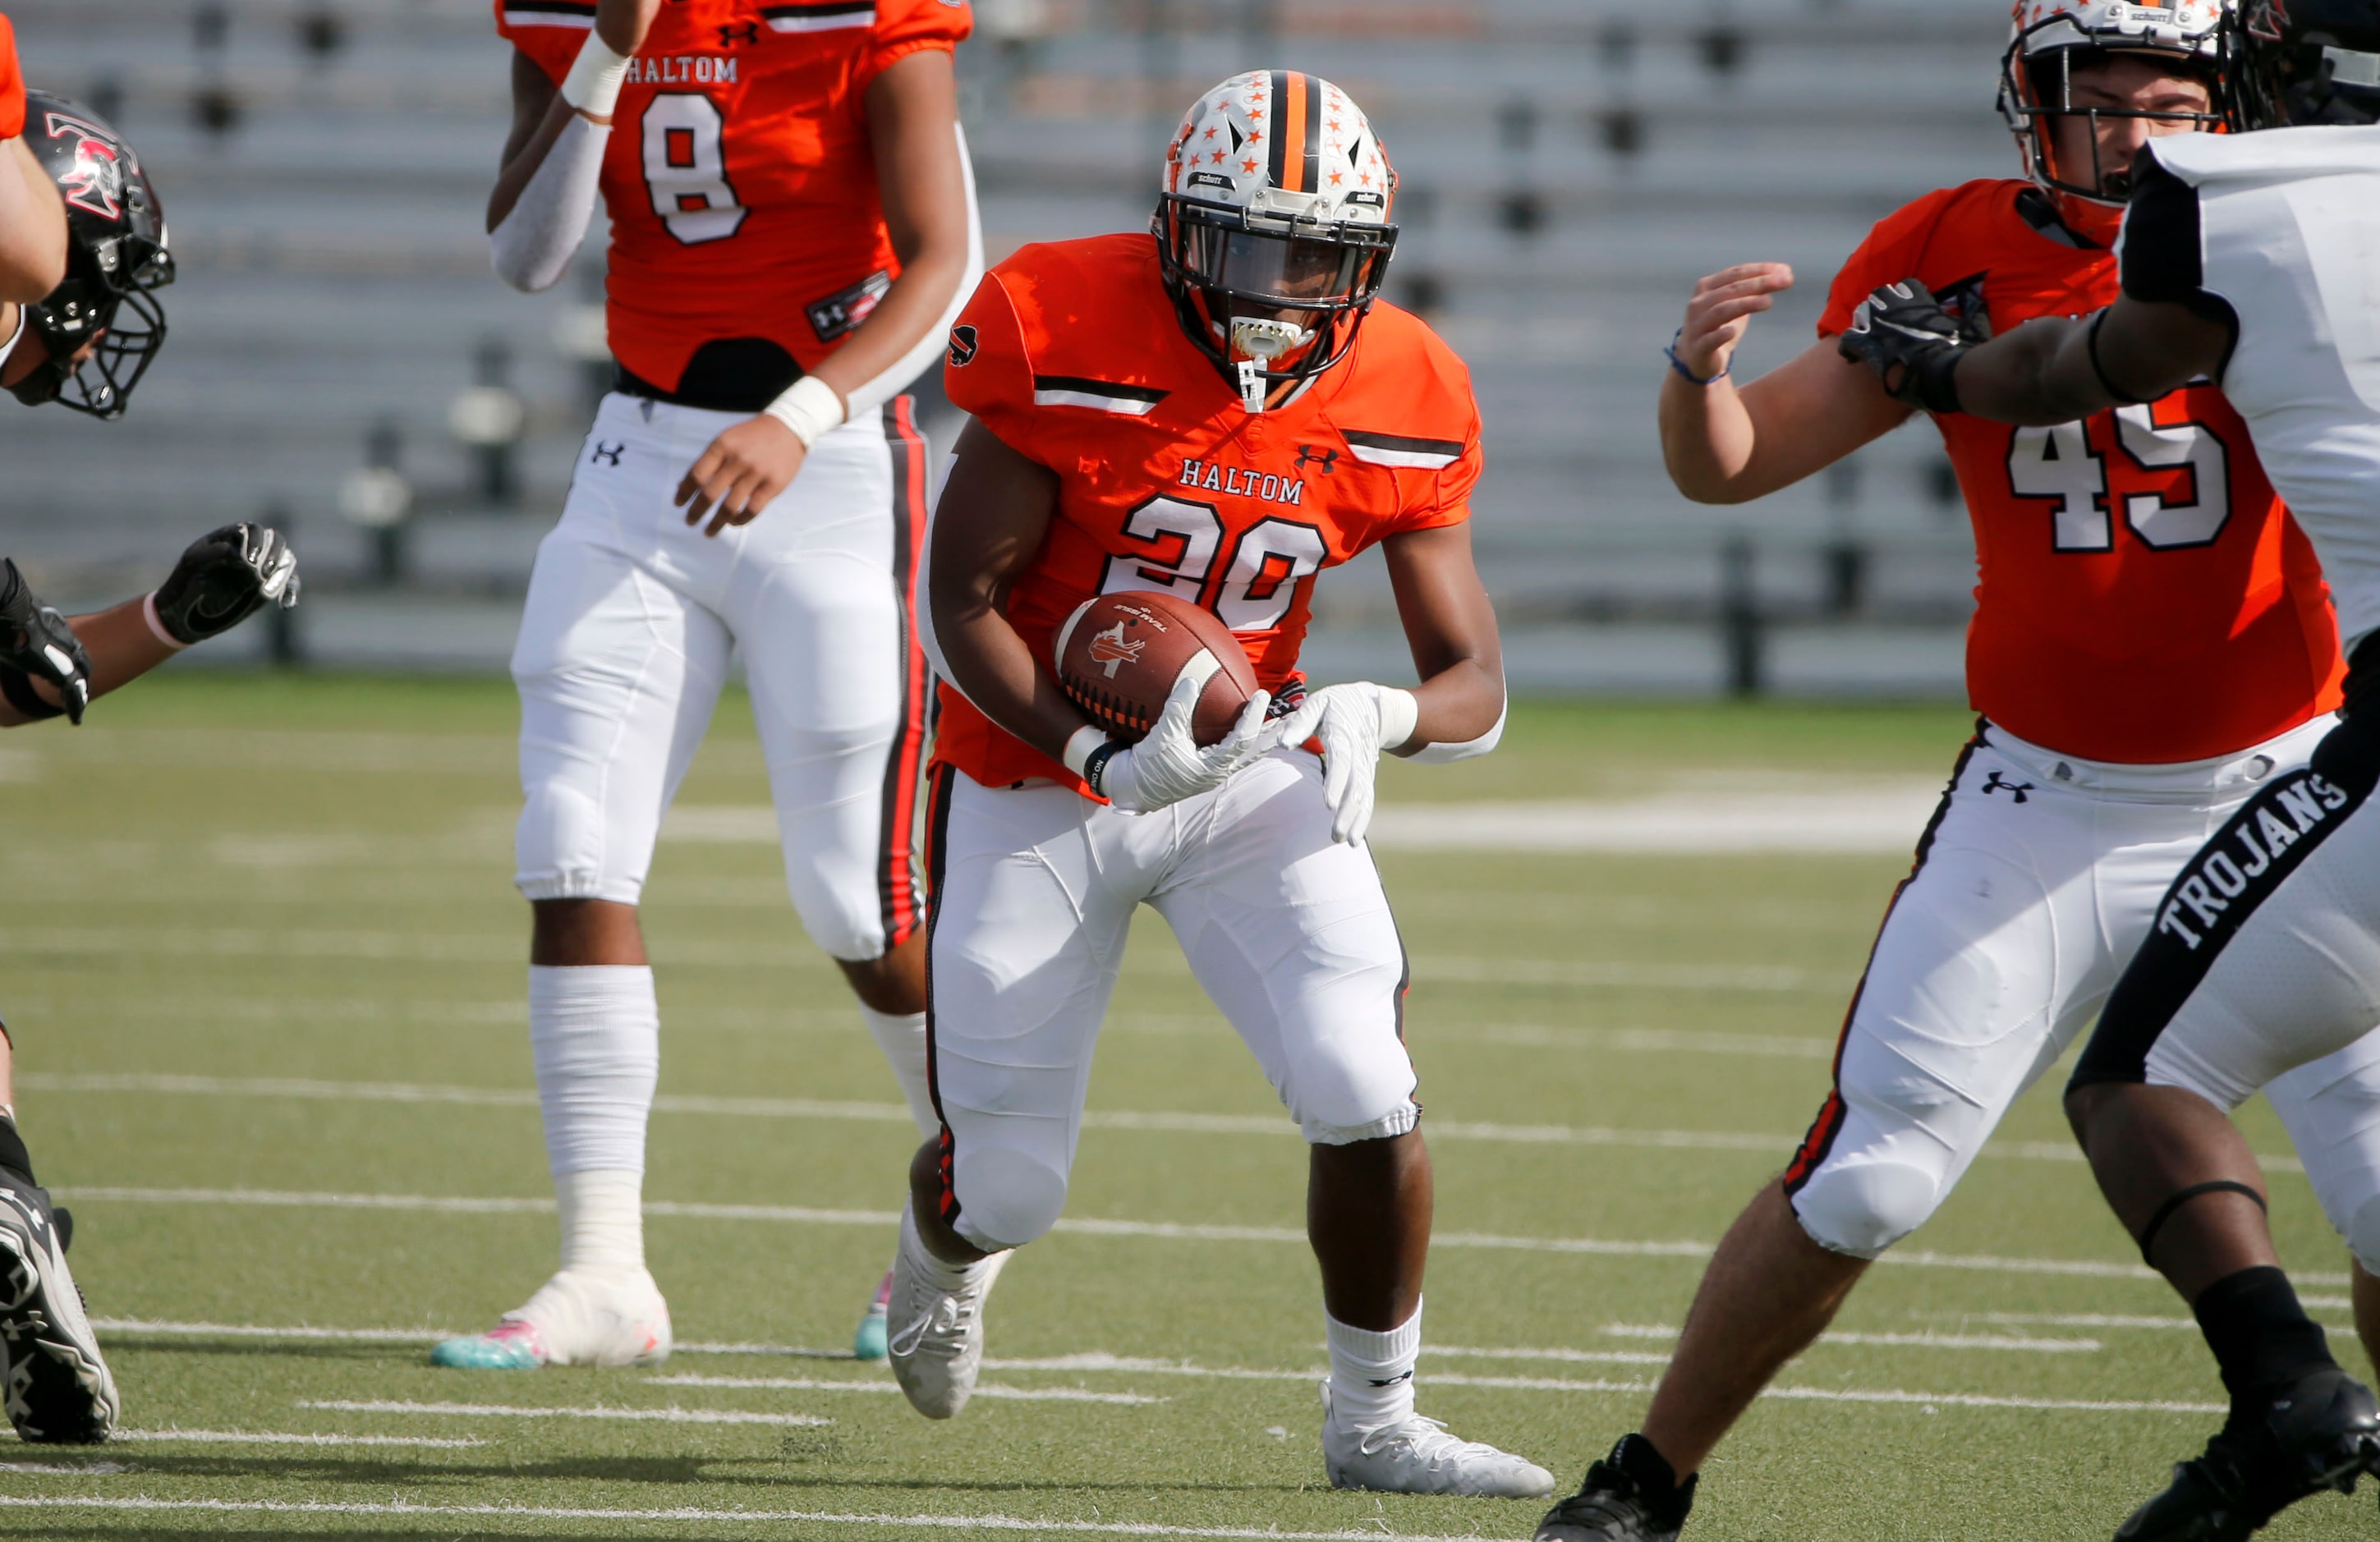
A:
932,235,1482,795
493,0,970,392
0,14,24,142
1817,180,2341,763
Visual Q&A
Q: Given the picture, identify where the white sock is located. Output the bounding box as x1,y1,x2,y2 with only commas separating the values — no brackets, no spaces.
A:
1326,1299,1422,1430
899,1199,982,1292
529,963,659,1179
860,1004,938,1137
555,1167,645,1277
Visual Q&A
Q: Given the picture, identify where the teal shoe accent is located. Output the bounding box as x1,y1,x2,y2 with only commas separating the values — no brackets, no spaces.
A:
430,1333,543,1370
853,1309,889,1362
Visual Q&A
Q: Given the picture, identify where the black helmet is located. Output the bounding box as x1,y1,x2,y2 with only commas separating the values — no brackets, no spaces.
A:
10,92,172,419
2231,0,2380,127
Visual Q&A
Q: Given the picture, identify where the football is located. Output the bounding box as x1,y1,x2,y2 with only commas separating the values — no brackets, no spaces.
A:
1054,590,1259,746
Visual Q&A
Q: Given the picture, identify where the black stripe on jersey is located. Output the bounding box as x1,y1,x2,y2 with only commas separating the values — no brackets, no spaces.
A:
1031,374,1169,406
761,1,875,15
1342,429,1466,458
1266,69,1290,187
501,0,595,15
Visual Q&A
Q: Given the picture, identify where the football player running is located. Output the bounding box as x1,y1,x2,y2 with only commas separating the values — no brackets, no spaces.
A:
893,71,1548,1499
1541,6,2380,1540
436,0,982,1370
0,55,297,1444
1843,4,2380,1535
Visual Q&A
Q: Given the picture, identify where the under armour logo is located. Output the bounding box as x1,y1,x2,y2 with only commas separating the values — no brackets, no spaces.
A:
590,441,625,466
717,21,758,44
1982,770,2033,803
1293,444,1338,474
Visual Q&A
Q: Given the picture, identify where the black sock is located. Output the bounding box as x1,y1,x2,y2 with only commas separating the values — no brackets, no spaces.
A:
0,1113,35,1187
1606,1433,1695,1520
2194,1265,2336,1410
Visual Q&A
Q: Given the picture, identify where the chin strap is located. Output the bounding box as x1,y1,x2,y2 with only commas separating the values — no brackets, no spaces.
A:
1237,358,1266,413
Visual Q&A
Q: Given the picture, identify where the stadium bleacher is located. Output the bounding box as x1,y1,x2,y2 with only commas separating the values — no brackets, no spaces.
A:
0,0,2016,688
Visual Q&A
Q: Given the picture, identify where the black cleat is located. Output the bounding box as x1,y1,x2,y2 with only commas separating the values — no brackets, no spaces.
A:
0,1167,116,1443
2116,1365,2380,1541
1537,1436,1697,1542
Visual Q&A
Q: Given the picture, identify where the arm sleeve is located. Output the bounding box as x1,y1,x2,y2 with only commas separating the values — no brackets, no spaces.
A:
489,0,586,83
1817,188,1958,338
835,122,984,420
489,111,608,293
0,16,24,141
857,0,972,95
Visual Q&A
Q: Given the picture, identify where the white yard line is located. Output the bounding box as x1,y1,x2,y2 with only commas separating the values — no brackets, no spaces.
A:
72,1185,2326,1283
650,1374,1164,1406
296,1399,830,1427
30,1072,2303,1173
114,1429,485,1448
0,1495,1514,1540
1594,1325,2099,1353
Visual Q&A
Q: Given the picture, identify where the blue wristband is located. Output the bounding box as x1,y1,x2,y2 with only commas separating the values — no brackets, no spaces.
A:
1665,328,1730,387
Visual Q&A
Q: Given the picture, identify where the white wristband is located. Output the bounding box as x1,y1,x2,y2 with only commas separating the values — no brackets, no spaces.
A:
142,591,189,651
1375,685,1419,752
1062,724,1110,778
763,374,847,451
560,33,632,119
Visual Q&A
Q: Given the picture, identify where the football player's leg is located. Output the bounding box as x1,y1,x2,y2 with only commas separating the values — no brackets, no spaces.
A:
434,516,729,1371
727,411,934,1357
1615,737,2106,1520
1160,750,1550,1498
2066,783,2380,1538
0,1026,115,1443
2263,1031,2380,1370
887,772,1136,1418
730,414,934,1128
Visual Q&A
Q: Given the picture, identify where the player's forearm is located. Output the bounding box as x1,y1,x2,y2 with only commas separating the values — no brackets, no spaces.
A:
808,236,972,411
937,603,1095,764
1658,372,1767,504
0,137,66,304
1950,317,2110,427
1404,657,1503,754
0,599,171,727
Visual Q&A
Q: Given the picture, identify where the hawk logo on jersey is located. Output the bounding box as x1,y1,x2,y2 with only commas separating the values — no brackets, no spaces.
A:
1087,621,1144,678
947,324,979,368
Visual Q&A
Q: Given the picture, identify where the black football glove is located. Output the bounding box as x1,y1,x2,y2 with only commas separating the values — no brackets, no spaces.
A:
1836,279,1984,415
151,524,300,645
0,558,92,725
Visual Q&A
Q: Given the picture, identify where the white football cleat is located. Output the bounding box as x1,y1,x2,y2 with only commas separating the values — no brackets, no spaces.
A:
885,1202,1009,1420
1321,1380,1556,1498
430,1268,671,1370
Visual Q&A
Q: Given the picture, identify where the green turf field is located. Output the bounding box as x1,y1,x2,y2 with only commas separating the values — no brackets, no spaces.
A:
0,673,2369,1539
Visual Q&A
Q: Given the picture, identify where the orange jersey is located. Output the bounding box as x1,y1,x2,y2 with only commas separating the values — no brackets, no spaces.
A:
935,233,1482,795
494,0,969,392
1820,179,2341,764
0,14,22,141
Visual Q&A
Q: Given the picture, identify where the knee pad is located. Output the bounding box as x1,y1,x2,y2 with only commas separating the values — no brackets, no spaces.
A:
515,778,636,902
2347,1195,2380,1278
1790,1159,1945,1260
950,1145,1069,1252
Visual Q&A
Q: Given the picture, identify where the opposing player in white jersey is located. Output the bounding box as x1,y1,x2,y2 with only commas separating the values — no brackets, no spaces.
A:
433,0,982,1371
1843,4,2380,1534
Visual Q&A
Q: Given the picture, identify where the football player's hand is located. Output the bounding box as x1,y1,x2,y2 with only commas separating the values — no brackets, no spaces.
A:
152,524,300,645
677,415,806,538
1097,667,1275,815
1275,682,1417,846
1836,279,1985,414
1677,262,1794,381
0,559,90,725
594,0,663,56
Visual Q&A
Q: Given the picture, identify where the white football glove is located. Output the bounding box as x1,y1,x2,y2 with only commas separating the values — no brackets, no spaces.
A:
1275,682,1420,846
1079,661,1275,815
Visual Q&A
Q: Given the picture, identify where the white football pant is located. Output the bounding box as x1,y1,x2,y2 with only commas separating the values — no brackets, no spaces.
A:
1785,714,2380,1269
922,752,1419,1252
